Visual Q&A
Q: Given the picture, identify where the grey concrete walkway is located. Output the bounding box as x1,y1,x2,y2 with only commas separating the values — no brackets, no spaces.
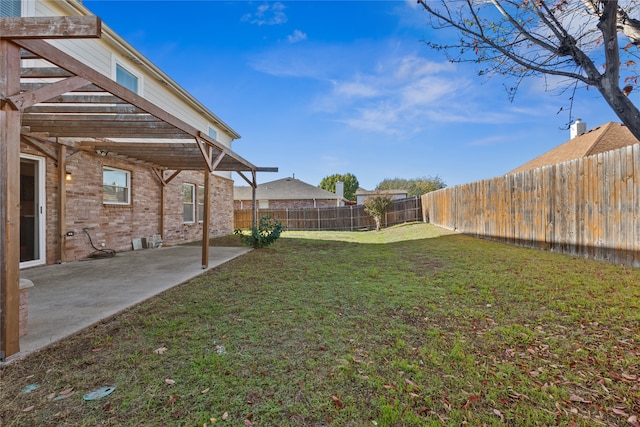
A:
8,245,250,363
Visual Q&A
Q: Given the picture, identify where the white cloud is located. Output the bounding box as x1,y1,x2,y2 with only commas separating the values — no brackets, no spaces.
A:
241,2,287,26
287,29,307,44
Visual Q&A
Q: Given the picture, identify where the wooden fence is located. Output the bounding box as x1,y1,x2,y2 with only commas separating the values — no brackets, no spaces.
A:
421,143,640,267
234,196,422,231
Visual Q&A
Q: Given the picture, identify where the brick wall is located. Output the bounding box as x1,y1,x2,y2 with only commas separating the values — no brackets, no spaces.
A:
20,142,235,264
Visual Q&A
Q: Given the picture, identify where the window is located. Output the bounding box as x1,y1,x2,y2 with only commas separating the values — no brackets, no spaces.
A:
103,167,130,204
258,200,269,209
116,63,139,93
183,184,195,223
197,185,205,223
208,127,218,140
0,0,20,17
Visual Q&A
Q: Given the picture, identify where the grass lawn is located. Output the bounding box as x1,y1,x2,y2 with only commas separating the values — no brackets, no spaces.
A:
1,222,639,426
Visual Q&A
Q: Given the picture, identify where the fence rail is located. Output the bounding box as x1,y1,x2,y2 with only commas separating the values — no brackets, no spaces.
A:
234,196,422,231
421,143,640,267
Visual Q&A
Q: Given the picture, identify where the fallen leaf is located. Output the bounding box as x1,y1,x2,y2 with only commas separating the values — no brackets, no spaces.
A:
167,394,179,407
222,412,229,420
154,347,168,354
622,373,638,381
210,417,217,424
23,405,35,412
569,394,591,404
55,388,75,400
165,379,175,385
493,409,504,422
629,415,640,427
409,392,420,399
201,388,210,394
332,394,344,409
244,420,253,426
613,408,629,417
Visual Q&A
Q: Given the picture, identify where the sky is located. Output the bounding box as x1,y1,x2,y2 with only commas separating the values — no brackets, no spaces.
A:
82,0,621,190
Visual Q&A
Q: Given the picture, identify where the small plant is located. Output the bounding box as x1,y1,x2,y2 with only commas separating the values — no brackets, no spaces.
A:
234,216,284,248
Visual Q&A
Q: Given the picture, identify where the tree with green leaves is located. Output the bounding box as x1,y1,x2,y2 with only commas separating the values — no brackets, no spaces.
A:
417,0,640,140
319,173,359,201
363,194,394,231
376,176,446,197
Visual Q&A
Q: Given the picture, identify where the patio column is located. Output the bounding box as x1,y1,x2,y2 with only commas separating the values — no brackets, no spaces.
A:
0,39,22,358
57,144,67,263
201,171,210,269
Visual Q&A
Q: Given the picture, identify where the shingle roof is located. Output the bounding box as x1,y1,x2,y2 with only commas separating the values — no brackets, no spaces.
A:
234,177,344,201
509,122,639,174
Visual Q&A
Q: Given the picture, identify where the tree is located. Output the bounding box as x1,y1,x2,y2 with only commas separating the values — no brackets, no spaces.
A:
319,173,359,201
417,0,640,141
363,195,394,231
376,176,446,197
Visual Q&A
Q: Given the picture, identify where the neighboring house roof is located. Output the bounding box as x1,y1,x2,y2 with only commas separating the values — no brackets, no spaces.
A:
510,122,639,174
234,177,345,201
356,188,408,197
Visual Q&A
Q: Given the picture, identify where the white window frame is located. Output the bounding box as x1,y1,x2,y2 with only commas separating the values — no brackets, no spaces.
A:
258,199,269,209
1,0,35,18
113,60,143,95
208,127,218,141
183,183,196,224
197,185,205,223
103,167,131,205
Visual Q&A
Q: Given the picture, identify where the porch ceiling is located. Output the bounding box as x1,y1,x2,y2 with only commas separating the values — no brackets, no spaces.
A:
9,35,274,175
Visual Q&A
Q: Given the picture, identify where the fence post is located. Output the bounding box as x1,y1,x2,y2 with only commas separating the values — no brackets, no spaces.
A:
350,205,354,231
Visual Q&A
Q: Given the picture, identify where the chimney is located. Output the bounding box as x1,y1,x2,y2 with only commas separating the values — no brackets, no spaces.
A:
335,181,344,198
570,119,586,139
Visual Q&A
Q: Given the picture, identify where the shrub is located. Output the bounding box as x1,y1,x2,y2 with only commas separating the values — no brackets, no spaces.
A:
234,216,284,248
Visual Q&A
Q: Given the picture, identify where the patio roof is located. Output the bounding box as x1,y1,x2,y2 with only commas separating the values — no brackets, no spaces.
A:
2,16,277,179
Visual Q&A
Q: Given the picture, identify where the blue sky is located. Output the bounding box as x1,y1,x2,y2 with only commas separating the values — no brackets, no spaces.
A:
83,0,620,190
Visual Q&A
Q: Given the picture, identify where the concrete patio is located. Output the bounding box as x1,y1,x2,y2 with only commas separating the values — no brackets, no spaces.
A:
6,245,250,363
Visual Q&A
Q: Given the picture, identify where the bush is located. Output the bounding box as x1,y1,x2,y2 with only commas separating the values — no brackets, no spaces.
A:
234,216,284,248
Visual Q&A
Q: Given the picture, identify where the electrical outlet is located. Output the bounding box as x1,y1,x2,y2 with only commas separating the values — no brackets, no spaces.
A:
66,231,74,237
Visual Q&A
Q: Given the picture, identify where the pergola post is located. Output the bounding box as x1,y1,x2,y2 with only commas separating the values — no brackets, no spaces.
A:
57,144,67,263
0,39,22,359
201,171,210,269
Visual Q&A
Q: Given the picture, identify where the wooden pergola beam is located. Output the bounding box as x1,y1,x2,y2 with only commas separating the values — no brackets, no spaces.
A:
8,76,91,110
0,16,101,39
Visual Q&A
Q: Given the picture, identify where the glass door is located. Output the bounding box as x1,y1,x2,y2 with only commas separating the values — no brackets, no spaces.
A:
20,155,46,268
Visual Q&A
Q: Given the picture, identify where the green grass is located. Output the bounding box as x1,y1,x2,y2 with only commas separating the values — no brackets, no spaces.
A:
1,223,639,426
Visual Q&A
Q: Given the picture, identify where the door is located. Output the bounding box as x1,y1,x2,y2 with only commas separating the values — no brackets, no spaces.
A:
20,155,46,268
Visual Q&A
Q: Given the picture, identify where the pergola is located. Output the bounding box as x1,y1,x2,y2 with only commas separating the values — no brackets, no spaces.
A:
0,16,275,359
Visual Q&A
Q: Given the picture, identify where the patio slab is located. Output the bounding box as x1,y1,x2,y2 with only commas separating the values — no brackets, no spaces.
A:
5,245,250,363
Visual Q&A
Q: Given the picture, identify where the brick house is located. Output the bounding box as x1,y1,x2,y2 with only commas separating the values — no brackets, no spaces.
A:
1,2,275,357
234,177,347,210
